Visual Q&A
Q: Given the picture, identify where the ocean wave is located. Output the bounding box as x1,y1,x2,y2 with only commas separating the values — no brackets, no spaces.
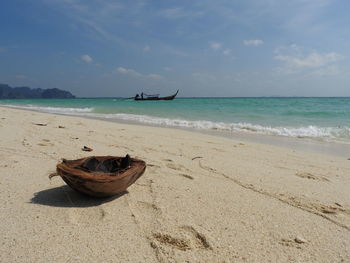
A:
90,113,350,141
2,104,94,113
2,104,349,141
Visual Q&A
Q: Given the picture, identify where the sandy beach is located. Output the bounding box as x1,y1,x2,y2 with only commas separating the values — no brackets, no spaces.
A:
0,106,349,263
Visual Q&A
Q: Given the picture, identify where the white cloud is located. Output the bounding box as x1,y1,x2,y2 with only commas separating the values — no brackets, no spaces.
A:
147,74,163,80
116,67,163,80
116,67,142,77
81,54,93,63
43,0,132,43
78,17,112,40
143,45,151,52
274,45,344,75
116,67,128,73
243,39,264,46
223,49,231,55
275,52,342,68
274,44,301,55
210,42,222,50
311,65,341,76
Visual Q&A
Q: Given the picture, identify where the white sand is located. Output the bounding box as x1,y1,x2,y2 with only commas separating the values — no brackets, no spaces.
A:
0,107,349,263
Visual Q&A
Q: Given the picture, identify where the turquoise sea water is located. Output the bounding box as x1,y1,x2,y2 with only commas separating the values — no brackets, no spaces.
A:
1,97,350,143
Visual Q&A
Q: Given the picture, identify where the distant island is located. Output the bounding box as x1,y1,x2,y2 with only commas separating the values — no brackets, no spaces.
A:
0,84,75,99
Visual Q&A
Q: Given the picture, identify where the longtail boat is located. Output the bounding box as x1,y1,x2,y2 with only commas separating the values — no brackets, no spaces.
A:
134,90,178,101
51,155,146,197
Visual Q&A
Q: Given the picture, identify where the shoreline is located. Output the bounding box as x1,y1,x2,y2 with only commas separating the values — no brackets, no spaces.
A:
93,116,350,159
1,106,349,262
1,104,349,158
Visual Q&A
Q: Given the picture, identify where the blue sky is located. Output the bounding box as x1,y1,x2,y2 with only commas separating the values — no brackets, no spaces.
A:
1,0,350,97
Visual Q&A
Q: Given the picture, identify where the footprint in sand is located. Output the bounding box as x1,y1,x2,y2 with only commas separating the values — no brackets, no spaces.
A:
295,172,329,182
166,162,188,172
212,147,226,152
151,225,212,251
176,173,194,180
136,201,161,213
129,199,162,229
180,226,212,250
68,207,106,225
166,163,180,170
37,139,54,147
317,204,348,215
143,147,156,153
152,233,191,251
233,143,246,147
279,238,303,249
287,196,349,216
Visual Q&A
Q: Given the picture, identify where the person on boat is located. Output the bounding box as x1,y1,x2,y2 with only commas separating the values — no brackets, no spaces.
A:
135,94,140,99
141,92,144,99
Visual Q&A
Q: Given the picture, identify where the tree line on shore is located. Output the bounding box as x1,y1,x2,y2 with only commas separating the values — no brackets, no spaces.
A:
0,84,75,99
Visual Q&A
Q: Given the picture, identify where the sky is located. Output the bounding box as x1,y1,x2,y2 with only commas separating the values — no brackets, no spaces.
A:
1,0,350,97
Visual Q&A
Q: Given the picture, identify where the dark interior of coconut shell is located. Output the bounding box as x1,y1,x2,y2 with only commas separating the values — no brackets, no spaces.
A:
78,154,131,173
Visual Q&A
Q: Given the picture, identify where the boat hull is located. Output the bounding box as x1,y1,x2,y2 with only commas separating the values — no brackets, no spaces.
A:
134,90,178,101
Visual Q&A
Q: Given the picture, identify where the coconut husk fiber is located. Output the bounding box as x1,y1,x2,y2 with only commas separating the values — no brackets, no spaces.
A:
51,155,146,197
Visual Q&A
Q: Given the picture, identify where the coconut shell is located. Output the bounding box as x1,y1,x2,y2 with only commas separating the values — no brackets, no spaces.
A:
53,156,146,197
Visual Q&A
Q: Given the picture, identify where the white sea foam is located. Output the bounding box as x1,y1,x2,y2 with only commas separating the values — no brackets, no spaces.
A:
2,104,94,113
2,104,349,141
89,113,350,140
